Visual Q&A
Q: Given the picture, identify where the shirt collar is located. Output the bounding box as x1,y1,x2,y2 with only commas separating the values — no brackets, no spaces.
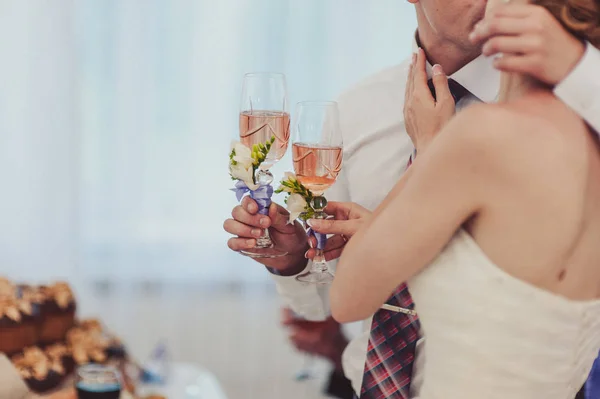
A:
411,34,500,103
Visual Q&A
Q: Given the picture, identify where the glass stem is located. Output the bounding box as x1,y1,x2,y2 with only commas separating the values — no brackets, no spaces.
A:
294,354,316,381
253,168,274,249
310,208,327,272
312,249,327,272
256,228,273,248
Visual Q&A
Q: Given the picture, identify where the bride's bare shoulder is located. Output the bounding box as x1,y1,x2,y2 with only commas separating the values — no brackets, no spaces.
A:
454,100,574,148
447,101,566,147
436,100,580,183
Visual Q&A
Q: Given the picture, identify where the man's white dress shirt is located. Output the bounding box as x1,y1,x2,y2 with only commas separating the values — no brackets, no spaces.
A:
270,41,600,395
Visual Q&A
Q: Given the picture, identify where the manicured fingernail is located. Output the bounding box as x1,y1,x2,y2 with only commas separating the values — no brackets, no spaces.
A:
307,219,322,228
246,239,255,247
308,239,314,249
432,64,444,76
260,218,268,226
251,229,261,237
249,203,257,212
304,250,310,259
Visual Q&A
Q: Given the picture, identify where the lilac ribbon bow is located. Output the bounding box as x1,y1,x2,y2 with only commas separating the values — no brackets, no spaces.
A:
231,180,273,215
307,227,327,250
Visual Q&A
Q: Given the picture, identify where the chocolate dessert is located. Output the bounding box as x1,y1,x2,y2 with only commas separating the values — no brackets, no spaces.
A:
12,346,66,393
46,342,74,374
78,318,103,332
38,282,76,344
77,318,127,360
0,277,16,297
0,277,132,396
18,284,45,310
68,326,109,366
105,336,127,360
0,295,38,355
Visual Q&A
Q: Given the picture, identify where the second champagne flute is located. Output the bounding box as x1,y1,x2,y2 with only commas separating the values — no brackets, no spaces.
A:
292,101,343,284
239,72,291,258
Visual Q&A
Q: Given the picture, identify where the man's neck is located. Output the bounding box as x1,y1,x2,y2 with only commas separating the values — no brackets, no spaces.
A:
415,13,480,76
498,72,547,103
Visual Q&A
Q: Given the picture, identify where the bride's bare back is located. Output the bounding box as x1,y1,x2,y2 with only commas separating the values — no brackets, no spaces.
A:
466,93,600,301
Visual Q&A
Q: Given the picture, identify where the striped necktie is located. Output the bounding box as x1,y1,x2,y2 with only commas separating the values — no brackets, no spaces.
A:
358,77,471,399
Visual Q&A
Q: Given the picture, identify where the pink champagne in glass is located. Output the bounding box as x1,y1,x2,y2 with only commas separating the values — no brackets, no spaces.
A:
239,110,290,168
292,101,343,284
292,143,342,196
237,72,289,258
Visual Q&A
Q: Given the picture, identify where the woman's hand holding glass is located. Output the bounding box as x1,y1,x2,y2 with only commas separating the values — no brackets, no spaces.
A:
308,201,416,316
304,202,371,262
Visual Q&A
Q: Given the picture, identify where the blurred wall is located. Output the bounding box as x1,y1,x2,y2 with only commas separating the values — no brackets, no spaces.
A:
0,1,79,281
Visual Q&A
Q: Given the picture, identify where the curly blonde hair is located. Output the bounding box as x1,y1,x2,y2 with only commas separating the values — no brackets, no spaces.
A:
534,0,600,46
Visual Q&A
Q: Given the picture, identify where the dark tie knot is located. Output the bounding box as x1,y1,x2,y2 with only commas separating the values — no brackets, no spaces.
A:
427,78,469,104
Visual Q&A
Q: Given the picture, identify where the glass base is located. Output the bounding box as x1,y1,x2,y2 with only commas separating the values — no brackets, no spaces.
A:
295,269,334,285
240,246,288,258
294,367,315,381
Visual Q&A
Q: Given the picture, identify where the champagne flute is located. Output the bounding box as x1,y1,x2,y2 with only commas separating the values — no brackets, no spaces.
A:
292,101,343,284
239,72,291,258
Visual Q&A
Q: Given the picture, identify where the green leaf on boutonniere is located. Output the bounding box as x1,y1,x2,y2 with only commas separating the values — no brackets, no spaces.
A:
276,174,319,222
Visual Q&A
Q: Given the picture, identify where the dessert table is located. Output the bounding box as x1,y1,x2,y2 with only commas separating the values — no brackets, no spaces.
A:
135,362,228,399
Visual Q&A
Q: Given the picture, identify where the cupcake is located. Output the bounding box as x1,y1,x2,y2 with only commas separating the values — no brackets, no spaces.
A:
67,326,109,365
0,277,16,297
17,284,45,334
18,284,45,307
76,318,127,360
0,296,38,355
11,346,65,393
78,318,102,332
38,282,76,344
45,342,74,374
105,336,127,360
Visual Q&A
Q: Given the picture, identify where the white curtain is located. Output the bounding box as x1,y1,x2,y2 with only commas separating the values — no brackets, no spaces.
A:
0,1,79,282
0,0,416,284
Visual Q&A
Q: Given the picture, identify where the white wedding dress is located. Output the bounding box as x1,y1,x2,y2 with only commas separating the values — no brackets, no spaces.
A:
407,229,600,399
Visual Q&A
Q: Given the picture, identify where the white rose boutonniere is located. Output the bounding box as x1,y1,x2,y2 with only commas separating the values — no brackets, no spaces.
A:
231,141,254,169
286,193,308,224
228,137,275,191
230,162,259,191
275,173,316,223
